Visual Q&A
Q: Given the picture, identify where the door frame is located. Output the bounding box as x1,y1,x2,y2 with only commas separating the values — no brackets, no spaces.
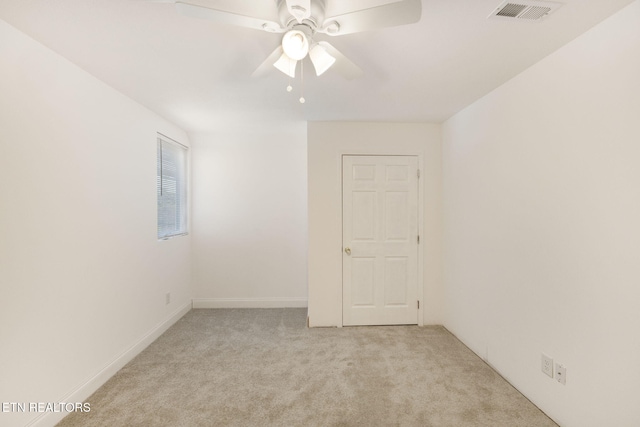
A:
340,152,424,327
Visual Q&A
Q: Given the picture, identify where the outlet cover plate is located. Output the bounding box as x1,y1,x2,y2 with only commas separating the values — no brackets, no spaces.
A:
541,354,553,378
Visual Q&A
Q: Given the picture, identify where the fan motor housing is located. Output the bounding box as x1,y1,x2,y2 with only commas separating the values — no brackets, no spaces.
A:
277,0,326,30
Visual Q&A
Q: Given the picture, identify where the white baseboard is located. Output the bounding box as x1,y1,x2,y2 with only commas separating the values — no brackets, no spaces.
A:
192,297,308,309
28,302,192,427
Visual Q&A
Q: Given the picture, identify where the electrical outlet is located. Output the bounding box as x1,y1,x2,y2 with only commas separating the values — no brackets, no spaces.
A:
541,354,554,378
165,293,171,305
555,363,566,385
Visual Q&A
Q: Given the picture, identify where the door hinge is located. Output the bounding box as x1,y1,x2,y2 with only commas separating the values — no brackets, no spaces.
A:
417,300,420,309
417,169,421,179
417,234,420,244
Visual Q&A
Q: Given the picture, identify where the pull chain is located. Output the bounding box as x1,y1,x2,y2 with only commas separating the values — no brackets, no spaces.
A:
299,60,305,104
287,59,294,92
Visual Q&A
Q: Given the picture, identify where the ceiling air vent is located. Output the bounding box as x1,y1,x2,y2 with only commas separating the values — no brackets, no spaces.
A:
488,0,562,22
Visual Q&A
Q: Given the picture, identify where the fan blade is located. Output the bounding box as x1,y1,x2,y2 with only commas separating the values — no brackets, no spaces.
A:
252,46,285,78
285,0,311,23
319,0,421,36
317,42,363,80
175,2,285,33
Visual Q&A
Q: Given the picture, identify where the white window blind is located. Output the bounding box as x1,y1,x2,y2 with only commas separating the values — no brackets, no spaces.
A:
157,134,187,239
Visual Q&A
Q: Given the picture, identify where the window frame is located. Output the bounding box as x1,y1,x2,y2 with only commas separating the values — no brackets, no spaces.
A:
157,133,188,240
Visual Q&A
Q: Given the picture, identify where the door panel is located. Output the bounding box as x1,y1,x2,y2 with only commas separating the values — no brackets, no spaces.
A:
351,257,376,306
342,155,419,326
384,257,408,306
385,191,409,240
352,192,376,240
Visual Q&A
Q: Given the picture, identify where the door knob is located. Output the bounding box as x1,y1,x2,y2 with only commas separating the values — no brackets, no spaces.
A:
344,247,351,255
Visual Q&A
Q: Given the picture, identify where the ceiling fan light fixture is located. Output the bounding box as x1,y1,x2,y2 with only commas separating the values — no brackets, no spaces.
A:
281,30,309,60
273,52,297,78
309,44,336,76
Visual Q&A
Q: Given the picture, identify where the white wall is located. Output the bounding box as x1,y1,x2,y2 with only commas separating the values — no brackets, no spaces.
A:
442,2,640,426
0,20,191,427
308,122,443,327
190,126,308,308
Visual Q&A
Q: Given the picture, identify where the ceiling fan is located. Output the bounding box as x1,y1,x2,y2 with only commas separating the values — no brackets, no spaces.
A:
159,0,422,80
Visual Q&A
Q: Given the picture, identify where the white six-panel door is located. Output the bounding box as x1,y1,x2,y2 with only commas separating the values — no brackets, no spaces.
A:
342,155,419,326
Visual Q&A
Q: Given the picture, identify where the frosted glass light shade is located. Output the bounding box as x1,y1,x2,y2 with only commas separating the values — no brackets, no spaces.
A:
273,52,297,78
281,30,309,60
309,44,336,76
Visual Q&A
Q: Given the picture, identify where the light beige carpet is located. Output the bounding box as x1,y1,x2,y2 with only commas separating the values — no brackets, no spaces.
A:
57,308,557,427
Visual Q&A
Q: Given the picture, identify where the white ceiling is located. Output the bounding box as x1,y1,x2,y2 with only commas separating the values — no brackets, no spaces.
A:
0,0,634,133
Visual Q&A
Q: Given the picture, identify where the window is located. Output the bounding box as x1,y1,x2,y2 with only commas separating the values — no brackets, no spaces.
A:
157,134,187,239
